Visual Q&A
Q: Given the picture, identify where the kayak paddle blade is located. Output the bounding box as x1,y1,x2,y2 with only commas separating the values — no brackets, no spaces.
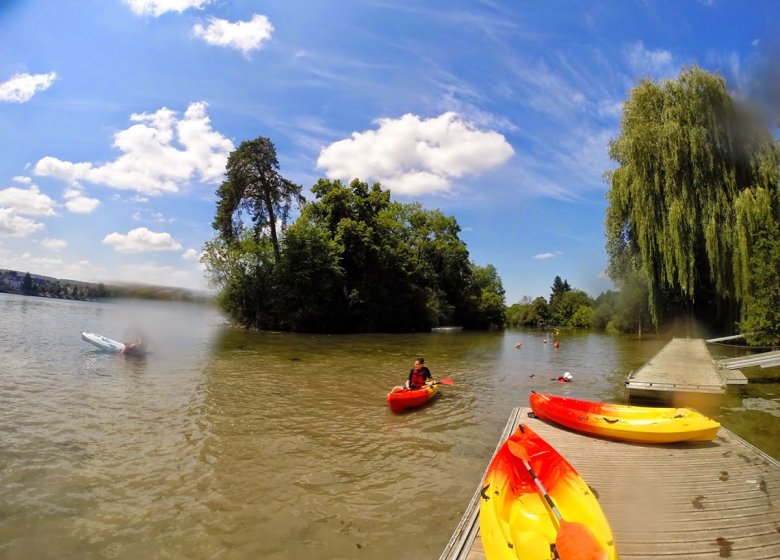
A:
506,439,528,461
556,520,608,560
438,378,454,385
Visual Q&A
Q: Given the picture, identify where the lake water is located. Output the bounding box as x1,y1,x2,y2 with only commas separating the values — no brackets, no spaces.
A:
1,293,778,559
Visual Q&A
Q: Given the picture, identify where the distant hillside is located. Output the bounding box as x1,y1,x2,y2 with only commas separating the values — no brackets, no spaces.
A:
0,268,213,303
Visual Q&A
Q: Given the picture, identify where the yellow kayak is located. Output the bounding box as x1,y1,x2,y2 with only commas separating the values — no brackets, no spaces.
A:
530,392,720,443
479,424,617,559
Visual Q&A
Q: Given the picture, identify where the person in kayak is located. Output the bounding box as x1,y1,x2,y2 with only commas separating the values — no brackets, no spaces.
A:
405,356,433,389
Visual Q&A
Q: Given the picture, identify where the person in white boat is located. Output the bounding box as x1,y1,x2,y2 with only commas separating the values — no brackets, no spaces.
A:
120,335,147,357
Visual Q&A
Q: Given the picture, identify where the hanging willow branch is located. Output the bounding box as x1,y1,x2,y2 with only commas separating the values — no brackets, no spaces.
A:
605,66,780,324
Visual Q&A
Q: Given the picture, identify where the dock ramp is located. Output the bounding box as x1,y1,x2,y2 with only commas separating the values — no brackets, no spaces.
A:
625,338,746,402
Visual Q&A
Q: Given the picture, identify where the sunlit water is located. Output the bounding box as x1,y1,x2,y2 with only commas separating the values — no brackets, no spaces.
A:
1,293,778,559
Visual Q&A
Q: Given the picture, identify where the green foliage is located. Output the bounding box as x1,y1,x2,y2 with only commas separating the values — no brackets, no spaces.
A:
569,305,592,328
212,137,305,262
210,234,278,329
549,289,594,327
605,66,780,335
96,283,108,298
275,220,343,331
21,272,34,293
592,271,650,333
550,275,571,301
466,264,506,329
508,276,595,329
590,291,616,330
506,296,550,327
204,168,505,332
739,221,780,346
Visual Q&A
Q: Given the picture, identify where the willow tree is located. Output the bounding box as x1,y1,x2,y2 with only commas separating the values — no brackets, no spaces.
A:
605,66,780,333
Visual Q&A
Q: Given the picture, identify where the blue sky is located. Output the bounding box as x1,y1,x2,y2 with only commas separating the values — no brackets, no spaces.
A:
0,0,776,303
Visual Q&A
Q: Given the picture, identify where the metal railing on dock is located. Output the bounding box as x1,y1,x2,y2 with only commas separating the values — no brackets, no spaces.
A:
718,350,780,370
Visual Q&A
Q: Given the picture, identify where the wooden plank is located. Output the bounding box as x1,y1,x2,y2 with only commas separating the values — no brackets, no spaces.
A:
720,368,748,384
625,381,723,392
443,407,780,559
626,338,726,398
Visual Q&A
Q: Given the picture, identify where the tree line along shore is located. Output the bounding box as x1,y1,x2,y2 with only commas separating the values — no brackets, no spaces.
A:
0,269,210,303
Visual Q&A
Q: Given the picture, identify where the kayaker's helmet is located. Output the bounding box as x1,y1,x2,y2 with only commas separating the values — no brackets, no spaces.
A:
563,371,573,380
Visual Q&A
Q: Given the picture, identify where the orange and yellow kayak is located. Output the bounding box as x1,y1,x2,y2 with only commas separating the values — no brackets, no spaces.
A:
386,383,438,413
479,424,616,559
530,392,720,443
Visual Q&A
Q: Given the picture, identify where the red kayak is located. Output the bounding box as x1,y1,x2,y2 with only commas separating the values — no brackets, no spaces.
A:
387,383,439,413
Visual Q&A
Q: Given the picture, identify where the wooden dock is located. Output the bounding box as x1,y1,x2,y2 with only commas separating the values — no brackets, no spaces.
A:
439,407,780,560
625,338,747,402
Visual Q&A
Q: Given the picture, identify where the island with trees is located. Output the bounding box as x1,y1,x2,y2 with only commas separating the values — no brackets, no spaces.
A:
201,138,505,332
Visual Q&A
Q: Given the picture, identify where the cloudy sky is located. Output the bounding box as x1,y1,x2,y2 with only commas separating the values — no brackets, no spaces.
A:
0,0,776,301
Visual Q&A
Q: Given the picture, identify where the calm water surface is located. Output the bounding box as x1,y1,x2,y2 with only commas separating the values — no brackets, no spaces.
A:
1,293,778,559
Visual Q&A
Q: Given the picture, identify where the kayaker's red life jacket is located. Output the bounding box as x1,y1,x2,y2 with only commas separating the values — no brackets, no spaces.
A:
408,366,431,389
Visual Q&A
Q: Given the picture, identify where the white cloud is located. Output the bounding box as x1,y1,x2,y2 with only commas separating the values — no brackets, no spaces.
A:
102,227,183,254
316,112,514,196
124,0,210,16
0,208,45,238
13,176,32,184
193,14,273,55
625,41,674,76
40,237,67,251
63,187,101,214
0,72,57,103
181,248,199,260
34,102,233,196
132,209,173,223
0,185,57,216
533,251,562,260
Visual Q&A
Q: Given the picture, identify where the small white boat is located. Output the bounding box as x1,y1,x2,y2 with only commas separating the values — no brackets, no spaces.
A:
81,332,126,353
